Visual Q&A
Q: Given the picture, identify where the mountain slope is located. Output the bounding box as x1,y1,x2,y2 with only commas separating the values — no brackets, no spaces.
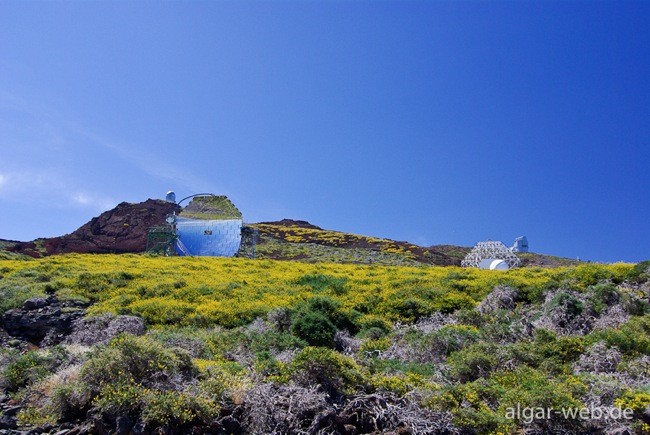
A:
7,199,179,257
253,219,468,266
1,200,578,267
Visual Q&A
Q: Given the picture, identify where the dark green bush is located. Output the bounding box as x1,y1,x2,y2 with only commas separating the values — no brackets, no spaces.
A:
291,311,337,347
548,291,584,317
534,331,585,364
358,316,391,340
302,296,360,333
431,324,483,356
628,260,650,283
397,298,432,322
289,296,360,345
588,283,620,314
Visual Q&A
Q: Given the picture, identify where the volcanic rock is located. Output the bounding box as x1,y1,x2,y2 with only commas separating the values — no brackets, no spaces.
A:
3,296,87,345
9,199,179,257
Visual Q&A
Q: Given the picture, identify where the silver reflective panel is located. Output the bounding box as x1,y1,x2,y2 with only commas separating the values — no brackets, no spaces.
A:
175,217,243,257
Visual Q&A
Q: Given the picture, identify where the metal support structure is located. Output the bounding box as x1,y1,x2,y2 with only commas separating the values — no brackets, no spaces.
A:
146,226,176,256
462,240,521,268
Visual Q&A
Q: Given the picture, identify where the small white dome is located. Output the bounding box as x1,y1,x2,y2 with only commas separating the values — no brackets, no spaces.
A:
478,258,510,270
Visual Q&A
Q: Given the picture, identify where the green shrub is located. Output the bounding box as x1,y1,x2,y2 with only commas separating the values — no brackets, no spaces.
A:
447,343,497,382
93,382,219,427
0,284,45,313
51,378,90,419
615,389,650,416
590,315,650,355
140,390,218,426
620,290,650,316
205,327,306,360
359,337,391,355
434,291,477,313
358,317,391,337
430,367,586,433
396,298,432,322
548,291,584,317
93,381,144,416
291,311,337,347
534,331,585,365
431,324,483,356
573,264,630,287
628,260,650,283
365,358,437,377
80,334,196,390
253,351,284,377
302,296,360,333
1,346,69,392
296,273,348,295
289,296,361,347
588,283,619,314
289,347,364,396
369,372,429,396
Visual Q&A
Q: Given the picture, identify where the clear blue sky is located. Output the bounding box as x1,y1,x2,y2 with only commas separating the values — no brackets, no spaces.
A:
0,1,648,263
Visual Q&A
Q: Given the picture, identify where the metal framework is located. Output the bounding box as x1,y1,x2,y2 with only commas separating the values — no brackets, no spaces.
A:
146,226,176,256
461,240,521,268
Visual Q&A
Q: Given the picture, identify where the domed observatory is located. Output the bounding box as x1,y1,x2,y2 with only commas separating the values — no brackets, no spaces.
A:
174,195,243,257
510,236,529,253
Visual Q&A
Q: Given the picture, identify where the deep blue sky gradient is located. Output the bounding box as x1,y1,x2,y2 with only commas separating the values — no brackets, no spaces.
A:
0,1,648,262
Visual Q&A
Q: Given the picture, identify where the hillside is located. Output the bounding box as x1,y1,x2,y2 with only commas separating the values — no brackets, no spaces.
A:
5,199,179,257
252,219,467,266
2,200,578,267
0,255,648,434
252,219,579,268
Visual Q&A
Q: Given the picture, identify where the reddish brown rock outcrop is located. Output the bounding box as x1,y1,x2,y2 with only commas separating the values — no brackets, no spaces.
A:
9,199,179,257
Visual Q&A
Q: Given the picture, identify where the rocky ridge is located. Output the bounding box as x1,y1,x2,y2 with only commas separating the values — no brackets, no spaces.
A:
7,200,179,258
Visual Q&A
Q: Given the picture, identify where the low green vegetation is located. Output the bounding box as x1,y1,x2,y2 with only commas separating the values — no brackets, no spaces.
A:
0,254,649,433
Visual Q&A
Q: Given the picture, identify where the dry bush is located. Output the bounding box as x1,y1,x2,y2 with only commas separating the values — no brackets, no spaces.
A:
273,349,297,365
476,286,519,315
18,363,89,424
267,308,293,333
533,290,594,336
247,317,270,334
574,341,622,374
412,313,457,334
578,374,634,434
240,383,329,434
65,313,145,346
581,374,626,408
593,305,631,331
380,313,457,364
380,335,433,365
338,393,458,434
334,330,361,356
617,355,650,388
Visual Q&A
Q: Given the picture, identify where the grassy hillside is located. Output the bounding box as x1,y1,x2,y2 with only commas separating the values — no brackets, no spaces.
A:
252,220,579,268
0,254,624,325
1,254,649,433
